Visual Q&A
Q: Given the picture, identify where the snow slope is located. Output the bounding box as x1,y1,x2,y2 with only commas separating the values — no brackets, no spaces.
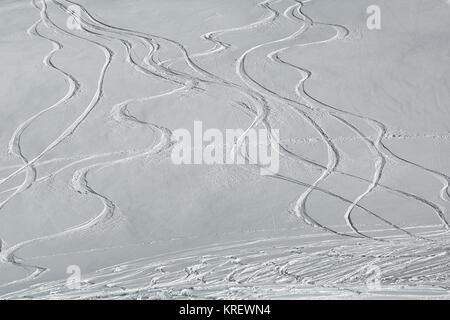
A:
0,0,450,299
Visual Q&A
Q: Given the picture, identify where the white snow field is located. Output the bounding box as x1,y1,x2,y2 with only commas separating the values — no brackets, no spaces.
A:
0,0,450,299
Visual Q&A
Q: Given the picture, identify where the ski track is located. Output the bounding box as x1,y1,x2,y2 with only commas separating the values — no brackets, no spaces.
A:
263,1,445,239
2,227,450,299
1,0,449,298
276,0,450,233
0,0,119,286
0,0,191,284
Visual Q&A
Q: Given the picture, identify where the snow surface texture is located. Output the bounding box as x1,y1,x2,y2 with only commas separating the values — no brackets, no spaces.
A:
0,0,450,299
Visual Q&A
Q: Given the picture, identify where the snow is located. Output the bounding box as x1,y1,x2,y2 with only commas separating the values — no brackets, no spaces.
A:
0,0,450,299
